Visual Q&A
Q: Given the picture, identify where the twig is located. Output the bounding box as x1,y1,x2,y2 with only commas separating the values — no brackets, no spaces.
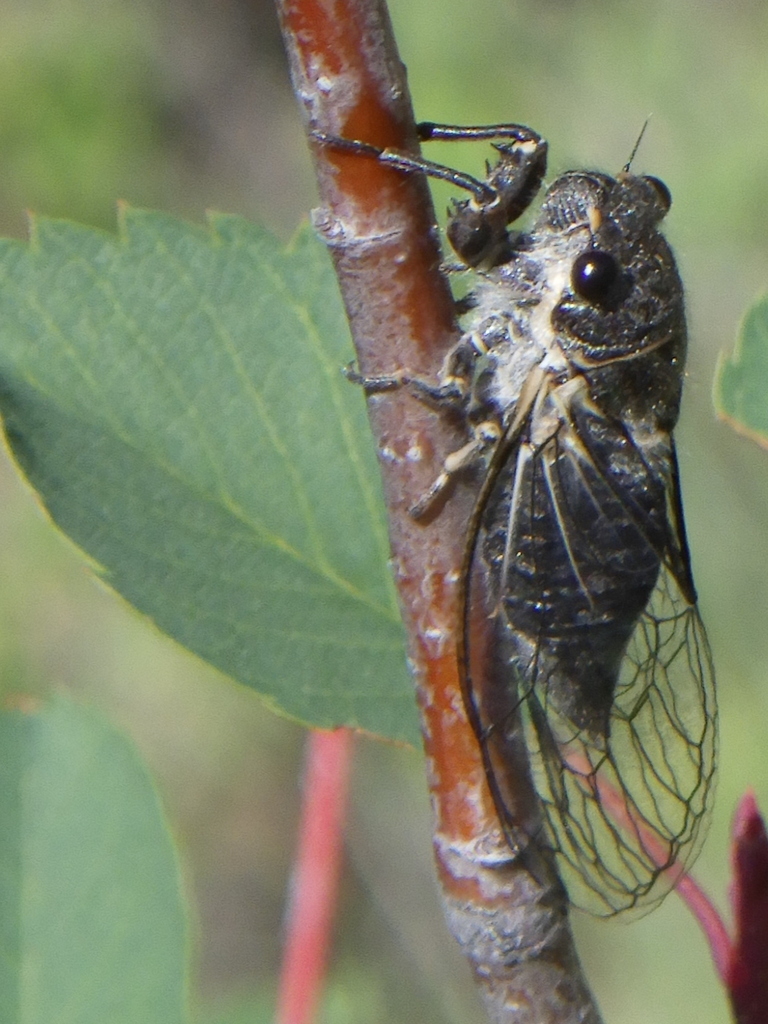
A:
275,1,602,1020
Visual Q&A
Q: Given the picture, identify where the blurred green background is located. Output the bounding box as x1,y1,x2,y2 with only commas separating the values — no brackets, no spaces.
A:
1,0,767,1021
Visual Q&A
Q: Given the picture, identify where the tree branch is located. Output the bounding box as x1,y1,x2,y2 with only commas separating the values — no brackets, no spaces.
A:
275,1,602,1020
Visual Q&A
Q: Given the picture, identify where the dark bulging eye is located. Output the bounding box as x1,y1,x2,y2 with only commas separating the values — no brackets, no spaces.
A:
571,250,619,303
643,175,672,213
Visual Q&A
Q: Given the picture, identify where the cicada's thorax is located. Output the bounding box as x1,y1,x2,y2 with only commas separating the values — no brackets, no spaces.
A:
463,170,687,738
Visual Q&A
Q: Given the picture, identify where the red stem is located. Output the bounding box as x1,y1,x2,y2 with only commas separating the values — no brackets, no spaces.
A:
675,874,731,983
276,729,354,1024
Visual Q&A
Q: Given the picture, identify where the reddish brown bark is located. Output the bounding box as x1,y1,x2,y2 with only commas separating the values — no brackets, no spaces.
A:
275,1,602,1020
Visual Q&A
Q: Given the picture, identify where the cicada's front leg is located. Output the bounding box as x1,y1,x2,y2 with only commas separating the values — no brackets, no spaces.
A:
312,124,547,270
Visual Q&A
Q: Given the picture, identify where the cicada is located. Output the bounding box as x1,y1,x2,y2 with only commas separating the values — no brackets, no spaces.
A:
318,121,717,916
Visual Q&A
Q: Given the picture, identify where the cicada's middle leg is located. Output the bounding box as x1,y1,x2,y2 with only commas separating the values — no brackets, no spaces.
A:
344,333,503,518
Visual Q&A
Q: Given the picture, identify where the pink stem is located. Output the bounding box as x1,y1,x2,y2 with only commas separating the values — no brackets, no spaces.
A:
675,873,732,982
275,729,355,1024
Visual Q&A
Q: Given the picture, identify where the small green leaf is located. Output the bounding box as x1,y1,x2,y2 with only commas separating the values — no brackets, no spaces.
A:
0,695,188,1024
194,992,274,1024
715,292,768,447
0,211,417,744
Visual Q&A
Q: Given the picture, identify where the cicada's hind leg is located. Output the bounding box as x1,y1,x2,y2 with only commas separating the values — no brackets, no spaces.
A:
409,418,503,520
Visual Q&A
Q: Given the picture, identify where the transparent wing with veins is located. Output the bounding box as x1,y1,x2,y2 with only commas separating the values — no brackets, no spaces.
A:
463,401,717,918
523,561,716,917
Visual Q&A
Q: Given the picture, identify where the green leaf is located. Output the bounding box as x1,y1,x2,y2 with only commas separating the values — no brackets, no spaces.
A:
194,992,274,1024
715,292,768,448
0,695,188,1024
0,211,417,745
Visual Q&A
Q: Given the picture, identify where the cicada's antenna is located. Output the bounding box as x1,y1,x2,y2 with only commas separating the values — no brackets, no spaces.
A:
623,116,652,173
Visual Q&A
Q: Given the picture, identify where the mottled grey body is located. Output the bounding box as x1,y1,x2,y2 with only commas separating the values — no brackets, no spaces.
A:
445,156,715,916
464,170,686,741
322,121,716,915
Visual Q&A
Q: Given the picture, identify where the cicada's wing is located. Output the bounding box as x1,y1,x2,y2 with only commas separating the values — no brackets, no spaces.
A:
523,563,717,916
462,423,717,918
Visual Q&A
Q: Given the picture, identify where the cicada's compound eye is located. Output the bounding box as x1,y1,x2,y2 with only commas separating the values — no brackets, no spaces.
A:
642,175,672,214
571,249,620,304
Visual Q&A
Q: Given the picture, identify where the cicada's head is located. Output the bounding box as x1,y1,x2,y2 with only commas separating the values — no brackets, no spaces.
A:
529,169,687,431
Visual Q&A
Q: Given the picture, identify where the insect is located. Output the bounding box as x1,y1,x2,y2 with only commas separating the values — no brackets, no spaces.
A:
316,121,717,916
